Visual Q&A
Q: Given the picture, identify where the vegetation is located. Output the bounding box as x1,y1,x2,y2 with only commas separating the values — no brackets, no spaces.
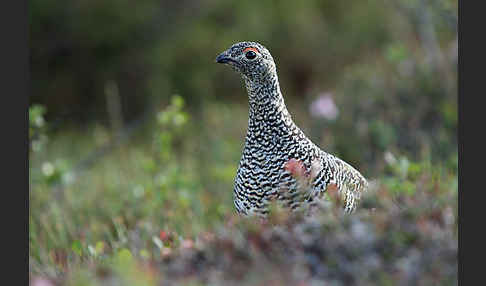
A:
29,0,457,285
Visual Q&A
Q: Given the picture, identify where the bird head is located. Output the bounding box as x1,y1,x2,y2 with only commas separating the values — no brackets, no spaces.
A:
215,41,276,81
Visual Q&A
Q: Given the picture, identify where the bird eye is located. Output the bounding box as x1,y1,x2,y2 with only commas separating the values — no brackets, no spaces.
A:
245,51,257,60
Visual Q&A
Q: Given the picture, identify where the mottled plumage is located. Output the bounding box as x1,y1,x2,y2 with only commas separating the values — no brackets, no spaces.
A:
216,41,367,217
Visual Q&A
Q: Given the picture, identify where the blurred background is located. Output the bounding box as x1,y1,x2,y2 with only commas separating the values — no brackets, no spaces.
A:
29,0,457,284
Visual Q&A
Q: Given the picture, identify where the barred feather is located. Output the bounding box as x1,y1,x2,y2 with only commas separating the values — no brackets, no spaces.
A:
216,41,368,217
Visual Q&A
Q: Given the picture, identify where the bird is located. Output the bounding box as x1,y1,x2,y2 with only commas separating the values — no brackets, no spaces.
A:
215,41,368,217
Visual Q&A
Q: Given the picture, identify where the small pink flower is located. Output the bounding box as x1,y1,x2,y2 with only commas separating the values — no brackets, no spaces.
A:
31,277,54,286
181,239,194,249
284,159,307,179
309,92,339,120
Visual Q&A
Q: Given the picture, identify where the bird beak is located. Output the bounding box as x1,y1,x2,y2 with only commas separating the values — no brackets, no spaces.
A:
215,51,234,64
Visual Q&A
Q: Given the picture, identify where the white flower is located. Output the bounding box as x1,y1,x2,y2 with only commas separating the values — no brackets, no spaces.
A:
41,162,55,177
384,151,397,166
133,185,145,198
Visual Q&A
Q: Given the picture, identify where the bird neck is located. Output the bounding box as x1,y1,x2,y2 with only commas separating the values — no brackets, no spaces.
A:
244,72,294,129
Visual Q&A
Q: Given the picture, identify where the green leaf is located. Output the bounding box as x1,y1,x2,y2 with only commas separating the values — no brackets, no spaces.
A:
71,240,83,257
115,248,133,264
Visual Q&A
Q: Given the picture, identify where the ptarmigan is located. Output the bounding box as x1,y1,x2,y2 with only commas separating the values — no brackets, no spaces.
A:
216,41,368,217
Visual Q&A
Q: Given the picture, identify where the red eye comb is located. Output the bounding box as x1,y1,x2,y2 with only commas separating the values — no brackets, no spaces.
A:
243,47,259,54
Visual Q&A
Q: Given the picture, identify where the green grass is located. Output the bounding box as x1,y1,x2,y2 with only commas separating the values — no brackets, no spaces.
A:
29,101,457,285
